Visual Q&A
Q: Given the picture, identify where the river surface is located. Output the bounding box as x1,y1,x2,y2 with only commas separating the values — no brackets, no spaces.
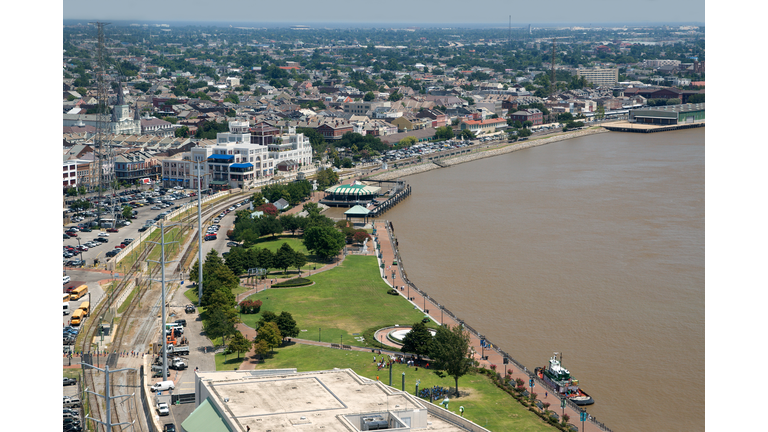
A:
328,128,704,432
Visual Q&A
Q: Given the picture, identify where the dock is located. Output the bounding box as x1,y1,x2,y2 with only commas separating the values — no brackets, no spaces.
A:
602,121,705,133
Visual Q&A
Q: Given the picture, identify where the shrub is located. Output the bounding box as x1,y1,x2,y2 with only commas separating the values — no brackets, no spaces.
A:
239,299,262,314
272,277,312,288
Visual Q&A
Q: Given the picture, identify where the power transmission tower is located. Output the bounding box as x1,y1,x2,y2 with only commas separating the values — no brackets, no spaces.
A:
551,39,556,96
90,21,111,227
147,221,182,382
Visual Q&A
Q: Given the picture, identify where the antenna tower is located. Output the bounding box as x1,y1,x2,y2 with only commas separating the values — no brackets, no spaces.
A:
508,16,512,49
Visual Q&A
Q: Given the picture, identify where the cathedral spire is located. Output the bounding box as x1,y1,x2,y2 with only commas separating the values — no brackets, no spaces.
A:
117,81,125,106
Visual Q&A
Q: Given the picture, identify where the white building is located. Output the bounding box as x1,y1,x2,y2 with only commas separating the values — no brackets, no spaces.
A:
268,126,313,169
161,121,312,189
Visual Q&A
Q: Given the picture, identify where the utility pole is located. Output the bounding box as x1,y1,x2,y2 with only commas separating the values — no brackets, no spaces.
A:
83,363,136,432
147,221,180,381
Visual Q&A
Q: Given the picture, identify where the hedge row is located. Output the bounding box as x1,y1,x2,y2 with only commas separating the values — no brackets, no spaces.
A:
272,277,313,288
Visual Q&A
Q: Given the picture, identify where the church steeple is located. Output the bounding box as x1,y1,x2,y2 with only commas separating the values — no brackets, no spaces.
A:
134,103,141,120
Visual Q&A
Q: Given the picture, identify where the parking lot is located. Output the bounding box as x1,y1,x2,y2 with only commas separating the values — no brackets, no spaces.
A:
64,187,202,268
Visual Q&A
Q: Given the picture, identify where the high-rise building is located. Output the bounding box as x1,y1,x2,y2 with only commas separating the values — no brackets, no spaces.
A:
576,67,619,87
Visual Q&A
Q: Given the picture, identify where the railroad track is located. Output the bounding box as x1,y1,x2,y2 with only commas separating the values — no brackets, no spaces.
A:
101,192,250,431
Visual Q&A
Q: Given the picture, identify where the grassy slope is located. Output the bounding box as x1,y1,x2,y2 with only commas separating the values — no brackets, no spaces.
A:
242,255,429,345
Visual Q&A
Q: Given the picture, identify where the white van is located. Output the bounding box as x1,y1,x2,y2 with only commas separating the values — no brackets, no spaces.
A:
150,380,175,392
64,303,70,315
63,275,71,285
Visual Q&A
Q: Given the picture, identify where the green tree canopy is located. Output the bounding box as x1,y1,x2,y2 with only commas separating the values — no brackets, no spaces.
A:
303,225,345,261
255,321,282,353
276,311,300,340
400,322,434,356
429,324,473,396
228,330,252,359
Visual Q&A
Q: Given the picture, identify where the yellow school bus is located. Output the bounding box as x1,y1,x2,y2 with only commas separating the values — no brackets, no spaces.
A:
63,293,71,302
78,301,90,316
71,309,85,325
70,285,88,300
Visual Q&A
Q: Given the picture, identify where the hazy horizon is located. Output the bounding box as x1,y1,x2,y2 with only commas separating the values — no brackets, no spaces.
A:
63,0,704,26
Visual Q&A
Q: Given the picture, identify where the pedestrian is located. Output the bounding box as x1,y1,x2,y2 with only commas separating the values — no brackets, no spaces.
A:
246,426,250,432
376,375,379,381
373,355,376,363
545,392,548,398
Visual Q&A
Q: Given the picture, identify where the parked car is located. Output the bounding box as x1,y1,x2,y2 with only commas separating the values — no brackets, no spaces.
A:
185,304,195,314
174,319,186,327
64,377,77,386
107,228,119,233
65,231,77,237
94,237,108,243
105,250,119,257
163,423,176,432
98,232,109,237
204,234,217,241
114,244,126,249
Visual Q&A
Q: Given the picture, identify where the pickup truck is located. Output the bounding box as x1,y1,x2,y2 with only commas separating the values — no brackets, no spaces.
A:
157,402,170,416
169,359,188,370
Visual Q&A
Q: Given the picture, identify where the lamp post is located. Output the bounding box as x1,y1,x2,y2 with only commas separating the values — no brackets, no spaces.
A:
319,328,321,343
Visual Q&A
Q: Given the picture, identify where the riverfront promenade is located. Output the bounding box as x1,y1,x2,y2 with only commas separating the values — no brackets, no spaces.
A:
373,220,610,432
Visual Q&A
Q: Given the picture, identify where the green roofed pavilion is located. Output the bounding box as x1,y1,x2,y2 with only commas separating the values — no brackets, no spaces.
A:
345,205,371,223
323,183,381,204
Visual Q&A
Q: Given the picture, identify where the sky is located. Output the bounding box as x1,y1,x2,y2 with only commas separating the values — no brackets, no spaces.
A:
62,0,705,25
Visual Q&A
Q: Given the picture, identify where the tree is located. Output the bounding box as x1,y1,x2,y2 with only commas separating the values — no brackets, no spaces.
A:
292,250,307,274
363,91,375,101
279,214,302,235
400,322,433,356
274,243,296,274
429,324,472,396
121,206,133,221
352,230,371,245
255,321,282,353
203,306,239,347
388,92,403,102
517,128,532,138
435,126,454,140
228,330,252,359
399,136,417,148
175,126,189,138
251,191,266,206
276,311,300,341
303,225,346,261
252,339,270,362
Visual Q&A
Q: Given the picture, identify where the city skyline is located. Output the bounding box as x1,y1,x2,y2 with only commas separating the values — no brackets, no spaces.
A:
63,0,705,25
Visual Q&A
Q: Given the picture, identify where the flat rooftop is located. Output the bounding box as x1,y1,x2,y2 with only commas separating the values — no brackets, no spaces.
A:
190,368,487,432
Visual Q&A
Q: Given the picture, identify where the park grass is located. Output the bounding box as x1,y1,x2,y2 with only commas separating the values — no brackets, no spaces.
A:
242,255,433,347
215,352,244,371
249,343,554,432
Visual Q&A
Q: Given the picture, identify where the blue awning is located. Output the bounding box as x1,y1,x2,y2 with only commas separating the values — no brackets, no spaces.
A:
230,163,253,169
208,154,234,161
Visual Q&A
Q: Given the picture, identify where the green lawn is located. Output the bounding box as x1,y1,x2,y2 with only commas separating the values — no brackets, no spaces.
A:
215,352,244,371
249,235,310,255
242,255,435,347
63,369,81,380
249,343,554,432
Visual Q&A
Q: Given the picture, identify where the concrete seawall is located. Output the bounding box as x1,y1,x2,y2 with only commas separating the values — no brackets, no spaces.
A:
368,127,609,181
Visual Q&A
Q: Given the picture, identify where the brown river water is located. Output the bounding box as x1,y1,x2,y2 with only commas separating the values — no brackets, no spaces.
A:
326,128,704,432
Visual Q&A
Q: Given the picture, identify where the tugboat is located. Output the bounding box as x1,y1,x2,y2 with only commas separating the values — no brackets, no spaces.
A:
535,353,594,406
